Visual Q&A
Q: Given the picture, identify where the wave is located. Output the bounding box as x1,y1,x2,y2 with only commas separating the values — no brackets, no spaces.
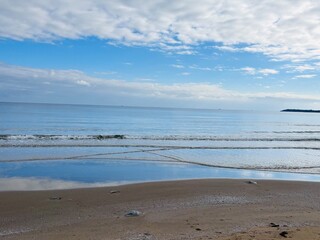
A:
1,134,320,142
1,152,320,175
1,144,320,151
0,134,125,140
254,131,320,134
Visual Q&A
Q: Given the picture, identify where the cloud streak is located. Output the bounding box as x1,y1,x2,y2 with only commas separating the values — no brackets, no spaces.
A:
241,67,279,76
1,63,319,104
0,0,320,61
293,74,317,79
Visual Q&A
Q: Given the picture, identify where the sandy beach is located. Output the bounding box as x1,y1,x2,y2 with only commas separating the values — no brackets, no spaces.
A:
1,179,320,239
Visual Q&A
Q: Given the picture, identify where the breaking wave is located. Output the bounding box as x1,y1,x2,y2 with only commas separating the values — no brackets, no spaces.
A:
1,134,320,142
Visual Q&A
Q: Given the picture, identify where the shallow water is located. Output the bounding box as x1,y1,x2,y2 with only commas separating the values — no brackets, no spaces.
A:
1,160,320,191
0,102,320,190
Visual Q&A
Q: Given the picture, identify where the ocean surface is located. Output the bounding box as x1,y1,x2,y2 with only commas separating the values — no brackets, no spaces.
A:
1,102,320,190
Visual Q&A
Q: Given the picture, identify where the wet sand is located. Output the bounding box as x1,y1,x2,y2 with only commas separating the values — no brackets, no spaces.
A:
1,179,320,239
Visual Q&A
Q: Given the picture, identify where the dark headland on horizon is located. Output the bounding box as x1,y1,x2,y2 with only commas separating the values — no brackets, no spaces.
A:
281,109,320,113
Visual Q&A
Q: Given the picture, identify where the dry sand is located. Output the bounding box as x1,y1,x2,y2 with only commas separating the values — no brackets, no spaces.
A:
0,179,320,239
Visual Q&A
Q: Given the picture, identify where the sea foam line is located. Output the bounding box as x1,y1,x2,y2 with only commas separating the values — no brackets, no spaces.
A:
1,134,320,142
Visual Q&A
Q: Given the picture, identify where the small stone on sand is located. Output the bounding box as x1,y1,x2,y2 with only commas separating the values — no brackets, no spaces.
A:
49,197,62,200
125,210,141,217
247,181,257,185
279,231,288,238
270,222,279,227
110,190,120,194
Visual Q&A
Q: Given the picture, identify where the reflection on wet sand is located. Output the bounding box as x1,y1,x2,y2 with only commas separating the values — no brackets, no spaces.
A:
0,177,132,191
1,160,320,191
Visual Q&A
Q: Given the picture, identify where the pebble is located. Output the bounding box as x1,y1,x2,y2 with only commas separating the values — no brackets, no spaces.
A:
49,197,62,200
247,180,257,185
110,190,120,194
269,222,279,227
279,231,288,238
125,210,141,217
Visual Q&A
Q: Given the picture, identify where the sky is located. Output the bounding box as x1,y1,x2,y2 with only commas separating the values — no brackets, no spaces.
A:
0,0,320,110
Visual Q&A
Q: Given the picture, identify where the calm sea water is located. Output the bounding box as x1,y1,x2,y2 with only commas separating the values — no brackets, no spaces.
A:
0,102,320,190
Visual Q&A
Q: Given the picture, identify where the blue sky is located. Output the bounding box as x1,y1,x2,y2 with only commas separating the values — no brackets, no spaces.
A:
0,0,320,110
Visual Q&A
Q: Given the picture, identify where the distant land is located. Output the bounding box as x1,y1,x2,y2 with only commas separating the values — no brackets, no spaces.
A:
281,109,320,113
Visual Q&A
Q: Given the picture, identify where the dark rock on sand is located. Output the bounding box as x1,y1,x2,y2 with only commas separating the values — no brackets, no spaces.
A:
269,222,279,227
49,197,62,200
279,231,288,238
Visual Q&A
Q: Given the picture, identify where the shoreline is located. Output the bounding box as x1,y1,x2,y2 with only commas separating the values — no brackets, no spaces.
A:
1,179,320,239
1,175,320,193
0,172,320,193
1,163,320,192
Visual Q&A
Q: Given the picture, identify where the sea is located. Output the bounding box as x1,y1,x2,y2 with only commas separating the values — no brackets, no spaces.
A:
1,102,320,191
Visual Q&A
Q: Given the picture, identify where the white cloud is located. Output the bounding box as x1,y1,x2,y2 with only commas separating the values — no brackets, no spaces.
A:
172,64,213,71
189,65,212,71
293,74,317,79
135,78,155,82
0,63,92,86
94,71,117,75
171,64,185,69
294,65,315,72
215,45,239,52
241,67,279,76
0,0,320,61
259,69,279,75
282,64,317,73
241,67,256,75
180,72,191,76
1,63,320,103
76,80,91,86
